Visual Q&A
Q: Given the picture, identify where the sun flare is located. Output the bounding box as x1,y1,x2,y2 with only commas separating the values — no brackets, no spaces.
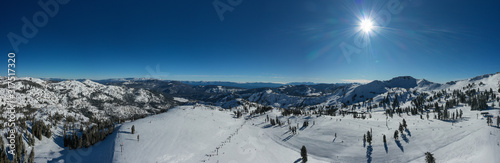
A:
360,19,373,33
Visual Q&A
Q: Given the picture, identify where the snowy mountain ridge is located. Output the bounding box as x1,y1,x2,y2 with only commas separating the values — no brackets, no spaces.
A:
0,77,176,120
214,73,499,108
1,73,499,163
5,73,499,112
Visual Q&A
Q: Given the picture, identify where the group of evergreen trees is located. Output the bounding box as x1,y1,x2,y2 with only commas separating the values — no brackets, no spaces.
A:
266,115,284,126
434,101,464,120
63,119,115,150
281,108,303,116
1,130,34,163
32,120,52,140
289,126,298,134
0,113,44,163
250,106,273,115
466,88,496,111
486,116,495,126
233,110,242,118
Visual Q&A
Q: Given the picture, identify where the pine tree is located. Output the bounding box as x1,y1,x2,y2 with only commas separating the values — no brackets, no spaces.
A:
497,116,500,127
301,145,308,162
29,147,35,163
394,130,399,139
487,116,493,126
383,134,387,144
366,131,372,145
0,137,7,163
425,152,436,163
392,96,399,109
402,119,407,128
131,125,135,134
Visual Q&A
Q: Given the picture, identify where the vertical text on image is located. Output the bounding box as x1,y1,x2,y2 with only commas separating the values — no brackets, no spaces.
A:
6,52,17,156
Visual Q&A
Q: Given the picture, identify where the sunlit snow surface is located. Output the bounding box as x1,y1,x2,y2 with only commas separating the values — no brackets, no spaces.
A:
2,73,498,163
32,103,499,163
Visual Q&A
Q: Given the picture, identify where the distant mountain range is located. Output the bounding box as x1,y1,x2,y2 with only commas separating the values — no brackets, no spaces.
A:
40,78,349,89
5,72,498,120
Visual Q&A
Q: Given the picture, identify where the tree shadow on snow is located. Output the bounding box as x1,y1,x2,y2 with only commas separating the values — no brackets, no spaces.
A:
262,124,273,129
441,117,470,123
401,134,409,143
282,134,294,142
282,130,291,135
384,143,388,153
405,129,411,137
299,126,307,131
366,145,373,163
254,121,266,126
294,158,302,163
53,131,65,148
119,131,131,134
332,137,336,143
395,140,404,152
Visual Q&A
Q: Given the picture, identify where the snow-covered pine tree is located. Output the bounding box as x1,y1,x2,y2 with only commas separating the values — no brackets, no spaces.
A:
402,119,407,128
425,152,436,163
497,115,500,127
301,146,308,162
367,131,372,145
29,147,34,163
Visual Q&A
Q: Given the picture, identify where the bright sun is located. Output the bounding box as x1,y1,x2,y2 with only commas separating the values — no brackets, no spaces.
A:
360,19,374,33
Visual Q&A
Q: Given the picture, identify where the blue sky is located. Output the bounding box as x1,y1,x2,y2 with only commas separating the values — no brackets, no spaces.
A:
1,0,499,83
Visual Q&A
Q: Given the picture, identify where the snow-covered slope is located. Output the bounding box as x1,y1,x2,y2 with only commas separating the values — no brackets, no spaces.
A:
36,104,499,163
234,73,499,109
0,77,176,120
3,73,500,163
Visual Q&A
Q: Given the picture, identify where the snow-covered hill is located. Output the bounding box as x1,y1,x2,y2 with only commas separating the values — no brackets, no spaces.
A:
38,104,499,163
2,72,500,163
0,77,176,120
218,73,500,109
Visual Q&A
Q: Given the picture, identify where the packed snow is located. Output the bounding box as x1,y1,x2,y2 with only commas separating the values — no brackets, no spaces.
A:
32,104,499,163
